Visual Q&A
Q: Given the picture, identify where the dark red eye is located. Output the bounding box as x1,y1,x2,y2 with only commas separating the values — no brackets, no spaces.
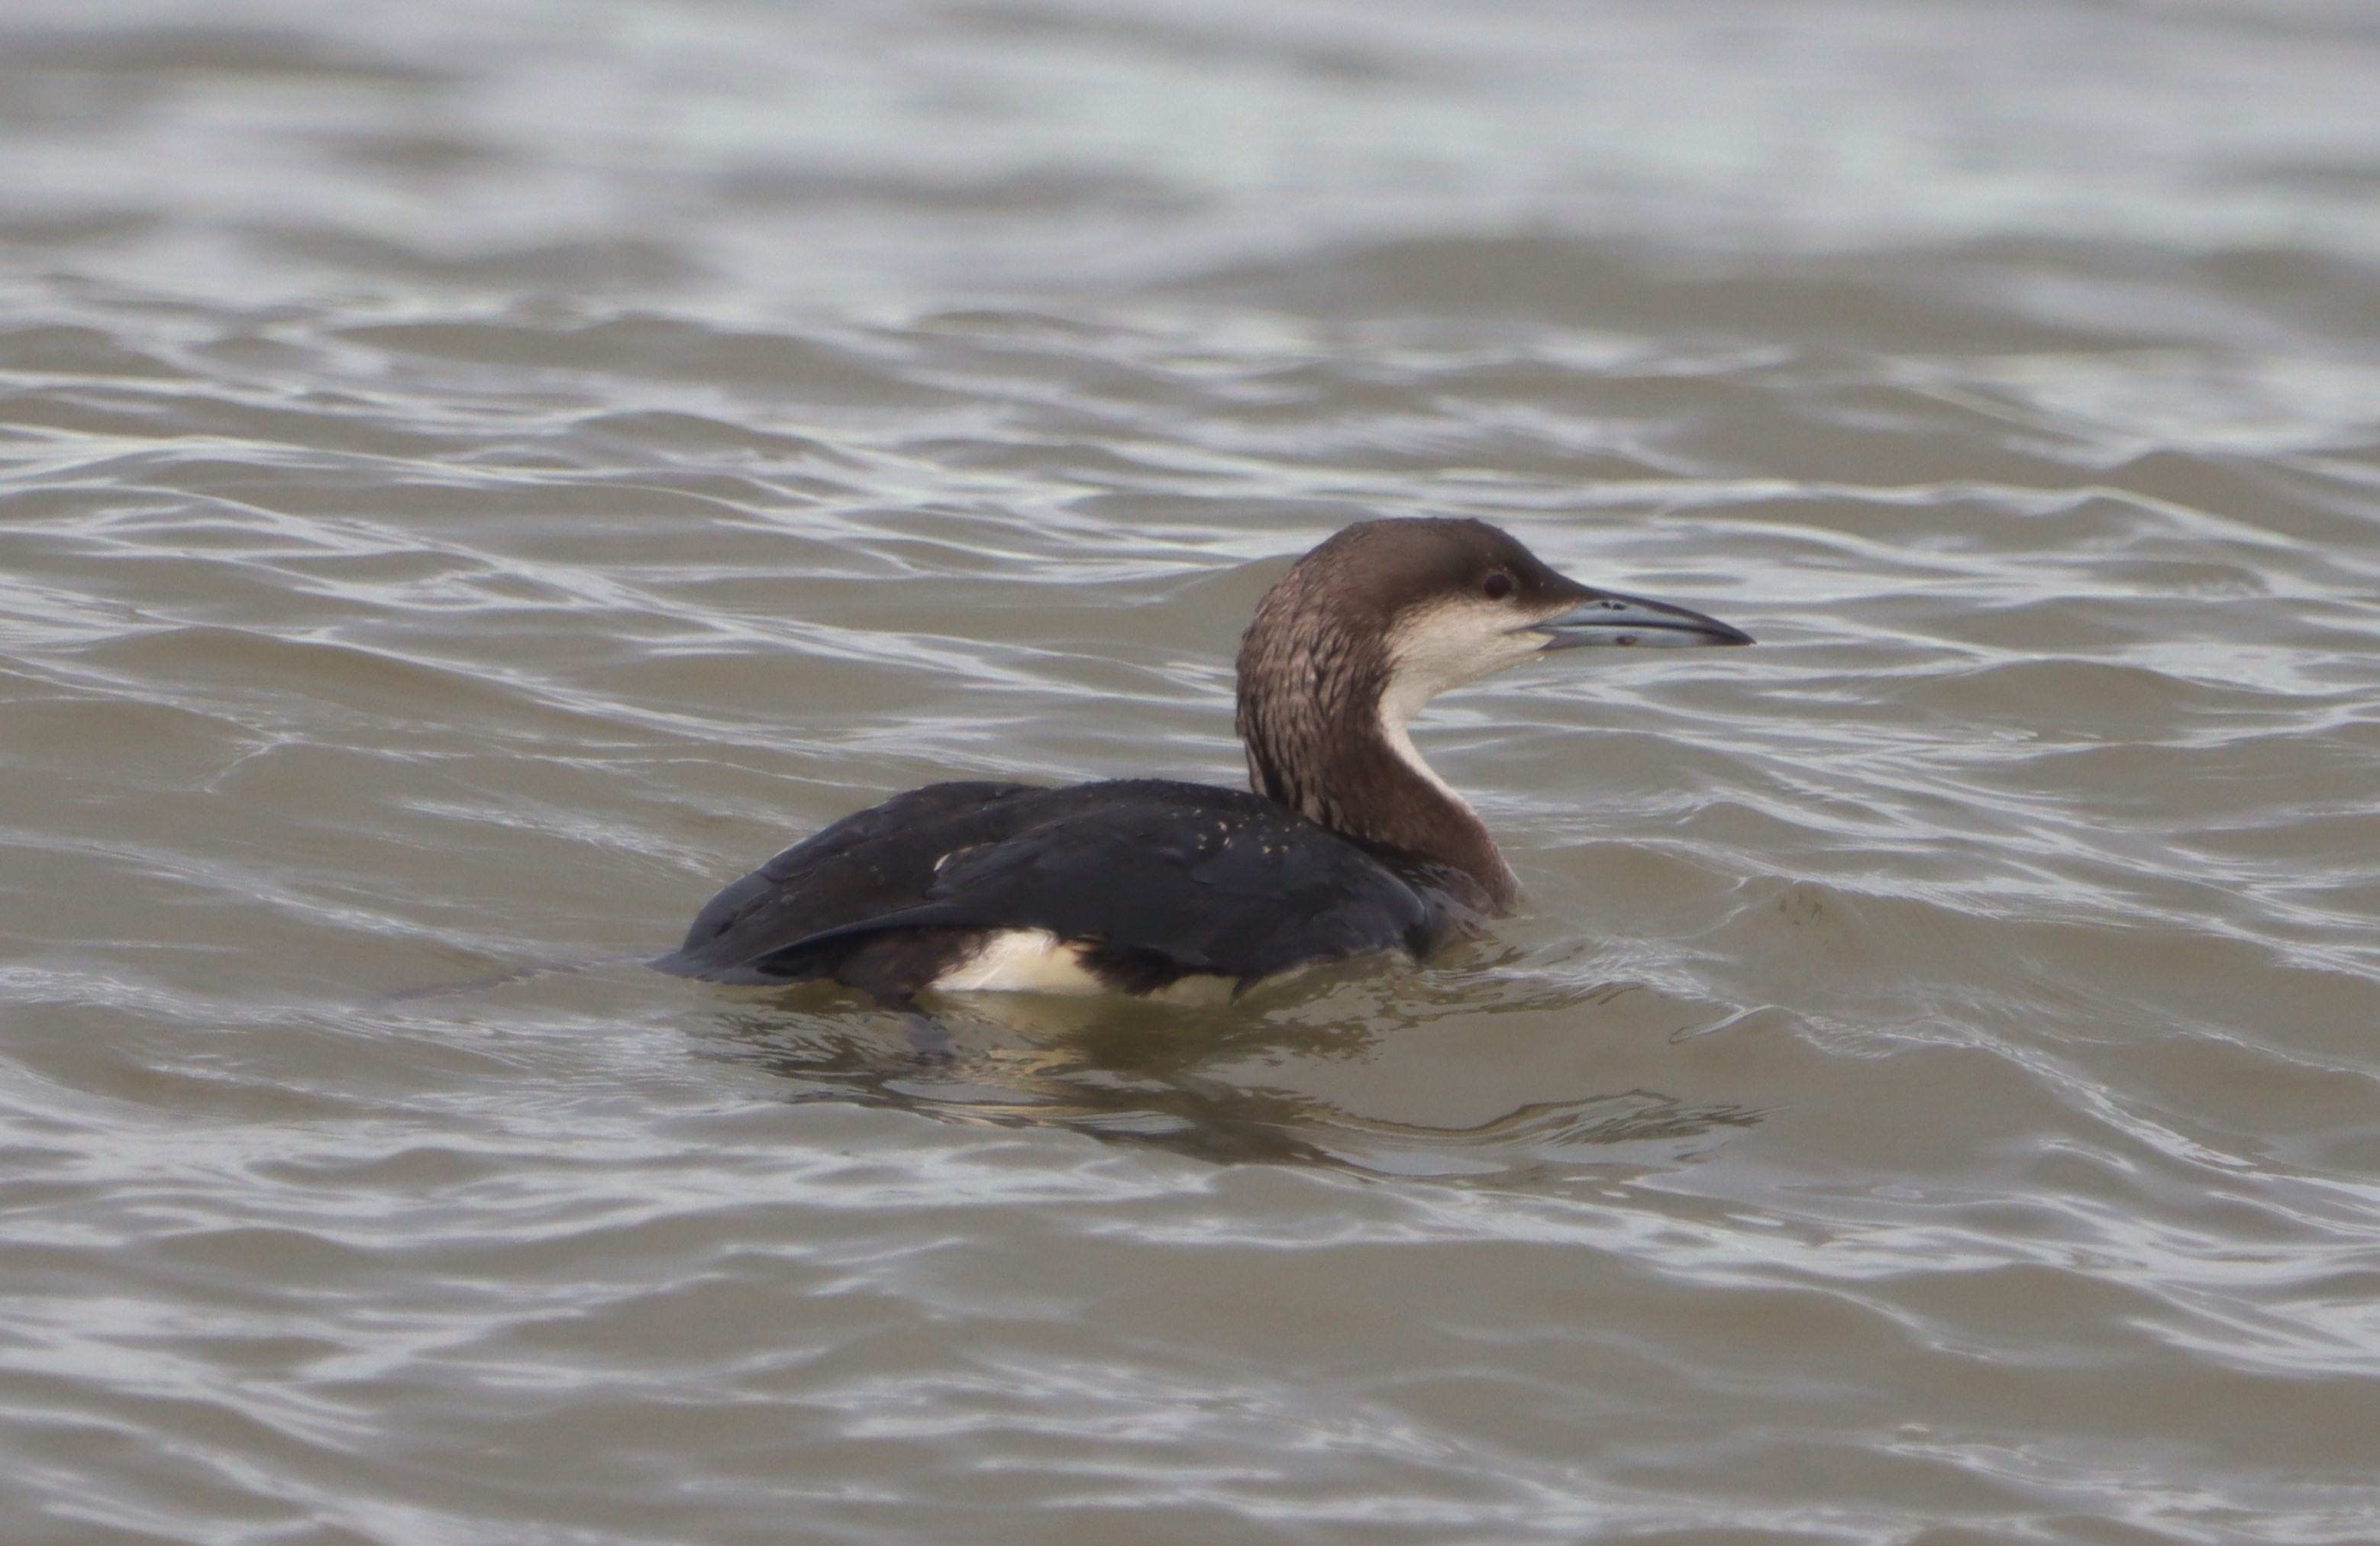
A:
1482,572,1513,601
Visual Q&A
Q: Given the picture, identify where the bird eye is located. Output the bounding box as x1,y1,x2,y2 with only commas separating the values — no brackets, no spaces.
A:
1482,572,1513,601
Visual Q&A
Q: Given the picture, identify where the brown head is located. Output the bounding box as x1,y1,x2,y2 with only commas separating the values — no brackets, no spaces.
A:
1235,518,1750,913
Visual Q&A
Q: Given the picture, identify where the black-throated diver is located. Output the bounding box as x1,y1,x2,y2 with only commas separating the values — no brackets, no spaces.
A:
652,518,1751,1007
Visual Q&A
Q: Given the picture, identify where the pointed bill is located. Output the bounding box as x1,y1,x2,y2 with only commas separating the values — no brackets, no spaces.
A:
1523,589,1753,650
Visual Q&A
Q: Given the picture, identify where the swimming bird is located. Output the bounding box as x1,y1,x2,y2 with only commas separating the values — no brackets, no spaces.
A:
652,518,1750,1009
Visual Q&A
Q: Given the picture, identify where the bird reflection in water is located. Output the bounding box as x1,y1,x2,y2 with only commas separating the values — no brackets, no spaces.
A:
691,969,1765,1180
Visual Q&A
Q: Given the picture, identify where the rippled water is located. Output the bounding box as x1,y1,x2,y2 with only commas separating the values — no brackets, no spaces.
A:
7,0,2380,1540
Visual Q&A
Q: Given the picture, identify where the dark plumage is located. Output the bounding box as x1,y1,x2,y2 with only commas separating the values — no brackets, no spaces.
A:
653,518,1751,1007
658,779,1464,999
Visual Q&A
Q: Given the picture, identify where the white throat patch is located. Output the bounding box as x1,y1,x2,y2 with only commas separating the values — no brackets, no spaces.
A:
1375,597,1548,802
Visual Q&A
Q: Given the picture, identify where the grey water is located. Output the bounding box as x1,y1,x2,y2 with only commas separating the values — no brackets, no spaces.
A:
5,0,2380,1540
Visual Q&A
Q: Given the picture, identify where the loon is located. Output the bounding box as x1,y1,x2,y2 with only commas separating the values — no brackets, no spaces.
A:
652,518,1751,1009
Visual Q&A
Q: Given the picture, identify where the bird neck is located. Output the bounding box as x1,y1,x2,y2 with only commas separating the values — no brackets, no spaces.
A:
1235,632,1518,916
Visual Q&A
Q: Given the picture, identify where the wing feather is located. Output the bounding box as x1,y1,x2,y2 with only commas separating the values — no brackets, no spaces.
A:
655,779,1461,992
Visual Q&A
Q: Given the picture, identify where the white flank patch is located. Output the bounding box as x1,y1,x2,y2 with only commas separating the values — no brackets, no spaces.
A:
929,928,1240,1000
930,928,1108,994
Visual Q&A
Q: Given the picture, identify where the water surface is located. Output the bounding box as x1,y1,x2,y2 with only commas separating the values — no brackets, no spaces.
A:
5,1,2380,1541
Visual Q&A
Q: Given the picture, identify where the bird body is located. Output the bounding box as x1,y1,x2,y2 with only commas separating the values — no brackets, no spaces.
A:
655,778,1466,1002
653,518,1750,1008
